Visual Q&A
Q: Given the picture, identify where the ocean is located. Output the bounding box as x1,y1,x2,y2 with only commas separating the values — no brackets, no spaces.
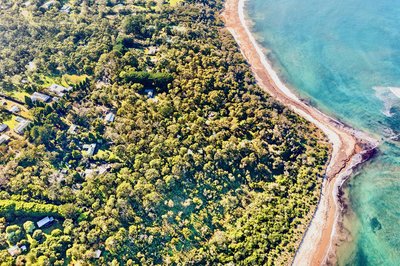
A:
246,0,400,264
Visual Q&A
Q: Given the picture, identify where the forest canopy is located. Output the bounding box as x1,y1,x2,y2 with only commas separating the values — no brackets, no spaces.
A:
0,0,329,265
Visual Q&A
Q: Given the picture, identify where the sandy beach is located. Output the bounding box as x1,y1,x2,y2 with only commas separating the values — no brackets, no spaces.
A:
221,0,378,264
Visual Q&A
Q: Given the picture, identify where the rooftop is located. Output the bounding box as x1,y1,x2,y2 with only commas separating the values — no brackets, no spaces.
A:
9,105,20,113
83,144,97,157
14,120,30,135
31,92,51,103
105,112,115,123
49,84,72,97
0,134,10,145
7,246,20,256
68,124,78,134
145,88,155,98
37,216,54,228
0,124,8,132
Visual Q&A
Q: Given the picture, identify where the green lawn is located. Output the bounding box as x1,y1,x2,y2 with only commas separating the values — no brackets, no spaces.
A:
170,0,183,6
3,117,18,130
12,91,30,102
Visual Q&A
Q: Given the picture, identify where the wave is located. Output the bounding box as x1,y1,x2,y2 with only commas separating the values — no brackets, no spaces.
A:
373,86,400,117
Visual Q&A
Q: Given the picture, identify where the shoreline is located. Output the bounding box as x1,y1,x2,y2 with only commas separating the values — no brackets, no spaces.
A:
221,0,379,265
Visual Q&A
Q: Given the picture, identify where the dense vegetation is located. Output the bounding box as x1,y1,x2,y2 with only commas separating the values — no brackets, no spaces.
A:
0,0,329,265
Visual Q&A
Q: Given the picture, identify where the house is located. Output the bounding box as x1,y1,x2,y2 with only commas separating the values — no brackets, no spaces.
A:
14,120,30,135
20,245,27,252
147,46,159,55
98,164,111,175
0,124,8,132
105,112,115,123
49,84,72,97
7,246,20,257
60,4,71,13
83,144,97,157
9,105,20,114
31,92,51,103
0,134,10,145
41,0,55,9
60,169,68,175
84,169,96,177
145,89,155,98
68,124,77,134
15,116,26,123
37,216,54,228
93,249,102,259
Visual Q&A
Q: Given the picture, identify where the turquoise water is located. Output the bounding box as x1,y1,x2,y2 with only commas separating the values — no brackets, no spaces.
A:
246,0,400,265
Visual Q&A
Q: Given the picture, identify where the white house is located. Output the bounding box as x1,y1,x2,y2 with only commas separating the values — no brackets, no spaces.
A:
14,120,30,135
83,144,97,157
0,124,8,132
105,112,115,123
49,84,72,97
37,216,54,228
9,105,20,114
7,246,20,257
68,124,77,134
0,134,10,145
31,92,51,103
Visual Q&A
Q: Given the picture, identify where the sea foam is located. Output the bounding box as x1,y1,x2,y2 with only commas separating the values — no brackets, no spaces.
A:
373,86,400,117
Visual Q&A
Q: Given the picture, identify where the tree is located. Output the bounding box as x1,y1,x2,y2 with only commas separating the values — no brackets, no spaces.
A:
123,15,145,35
23,221,36,234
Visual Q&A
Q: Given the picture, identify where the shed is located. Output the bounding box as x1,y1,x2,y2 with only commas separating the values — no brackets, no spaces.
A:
37,216,54,228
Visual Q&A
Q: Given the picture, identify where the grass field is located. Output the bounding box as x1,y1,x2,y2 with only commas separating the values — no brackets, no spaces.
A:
4,116,18,130
1,99,32,120
12,91,30,102
170,0,183,6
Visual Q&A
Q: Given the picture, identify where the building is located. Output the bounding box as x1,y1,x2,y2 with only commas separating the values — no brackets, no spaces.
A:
9,105,20,114
49,84,72,97
105,112,115,123
68,124,77,134
37,216,54,228
93,249,102,259
7,246,20,257
15,116,25,123
0,134,10,145
83,144,97,157
60,4,71,13
0,124,8,132
14,120,30,135
98,164,111,175
145,89,155,98
31,92,51,103
147,46,159,55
